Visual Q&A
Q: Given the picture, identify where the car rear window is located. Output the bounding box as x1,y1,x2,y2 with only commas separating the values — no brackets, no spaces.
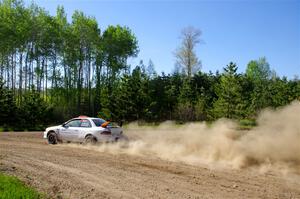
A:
92,119,107,127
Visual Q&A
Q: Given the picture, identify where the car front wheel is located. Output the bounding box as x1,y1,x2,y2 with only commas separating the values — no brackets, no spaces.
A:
47,132,58,145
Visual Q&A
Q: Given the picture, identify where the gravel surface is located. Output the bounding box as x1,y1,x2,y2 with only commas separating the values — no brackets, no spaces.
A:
0,132,299,199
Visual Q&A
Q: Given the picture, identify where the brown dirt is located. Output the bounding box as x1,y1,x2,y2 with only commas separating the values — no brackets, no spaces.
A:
0,131,300,199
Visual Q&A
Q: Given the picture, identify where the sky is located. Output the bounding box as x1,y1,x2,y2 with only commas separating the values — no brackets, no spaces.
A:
24,0,300,78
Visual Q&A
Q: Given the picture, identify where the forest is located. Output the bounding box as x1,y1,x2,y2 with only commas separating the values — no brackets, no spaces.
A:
0,0,299,130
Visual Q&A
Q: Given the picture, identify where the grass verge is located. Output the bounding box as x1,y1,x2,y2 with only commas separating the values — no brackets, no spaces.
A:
239,119,256,130
0,172,42,199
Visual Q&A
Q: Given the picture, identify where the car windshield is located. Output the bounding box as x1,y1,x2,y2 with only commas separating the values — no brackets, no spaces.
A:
65,119,81,127
92,118,107,127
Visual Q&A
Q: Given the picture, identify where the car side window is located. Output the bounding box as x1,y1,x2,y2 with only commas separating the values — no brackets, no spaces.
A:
92,119,106,127
80,119,91,128
65,119,81,127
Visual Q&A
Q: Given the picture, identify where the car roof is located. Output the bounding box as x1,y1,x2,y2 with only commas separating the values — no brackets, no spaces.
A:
74,116,106,120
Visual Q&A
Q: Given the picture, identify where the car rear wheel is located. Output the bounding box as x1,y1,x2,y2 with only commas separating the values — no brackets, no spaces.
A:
47,132,57,145
84,135,97,145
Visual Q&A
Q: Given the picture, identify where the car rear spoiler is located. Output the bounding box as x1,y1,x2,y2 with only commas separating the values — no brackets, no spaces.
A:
101,121,110,128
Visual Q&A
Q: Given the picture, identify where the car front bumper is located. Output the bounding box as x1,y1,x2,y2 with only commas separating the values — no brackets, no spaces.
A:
43,131,47,139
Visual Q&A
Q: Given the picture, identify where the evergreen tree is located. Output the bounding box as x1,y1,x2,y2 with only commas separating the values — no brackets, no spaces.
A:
176,78,195,121
213,62,242,119
19,88,53,129
0,78,17,126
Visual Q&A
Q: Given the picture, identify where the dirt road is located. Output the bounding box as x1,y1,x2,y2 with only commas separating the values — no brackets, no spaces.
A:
0,132,300,199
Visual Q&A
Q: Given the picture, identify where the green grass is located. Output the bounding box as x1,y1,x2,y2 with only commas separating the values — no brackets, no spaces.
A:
0,173,42,199
239,119,256,130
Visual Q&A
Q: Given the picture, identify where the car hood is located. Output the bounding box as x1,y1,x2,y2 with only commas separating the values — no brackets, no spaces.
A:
46,125,62,132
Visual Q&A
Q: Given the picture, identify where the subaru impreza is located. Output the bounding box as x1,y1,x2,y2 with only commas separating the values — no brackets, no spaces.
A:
43,116,125,144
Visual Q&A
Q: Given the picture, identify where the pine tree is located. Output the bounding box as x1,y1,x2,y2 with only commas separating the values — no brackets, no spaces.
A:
213,62,243,119
176,78,195,121
0,78,17,126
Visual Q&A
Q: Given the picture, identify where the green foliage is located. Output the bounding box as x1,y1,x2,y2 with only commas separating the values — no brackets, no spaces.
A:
213,62,243,119
18,89,53,129
239,119,256,130
194,97,206,121
246,57,271,81
0,79,17,126
0,172,42,199
176,102,194,121
245,57,273,114
146,73,181,121
102,25,139,79
176,79,195,121
0,0,299,129
108,65,150,121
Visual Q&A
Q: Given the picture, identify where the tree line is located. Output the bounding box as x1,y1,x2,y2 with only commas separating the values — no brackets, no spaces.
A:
0,0,299,130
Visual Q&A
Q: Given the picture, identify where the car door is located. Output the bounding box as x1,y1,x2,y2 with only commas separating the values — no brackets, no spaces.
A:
78,119,92,141
60,119,81,142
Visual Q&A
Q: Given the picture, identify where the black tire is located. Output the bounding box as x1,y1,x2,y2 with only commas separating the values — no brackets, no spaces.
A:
47,132,58,145
84,135,97,145
119,135,129,142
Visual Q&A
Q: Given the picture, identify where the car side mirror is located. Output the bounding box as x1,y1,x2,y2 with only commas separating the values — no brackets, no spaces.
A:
62,123,67,128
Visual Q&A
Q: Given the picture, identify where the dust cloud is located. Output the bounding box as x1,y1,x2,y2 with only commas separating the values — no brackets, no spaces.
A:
67,101,300,173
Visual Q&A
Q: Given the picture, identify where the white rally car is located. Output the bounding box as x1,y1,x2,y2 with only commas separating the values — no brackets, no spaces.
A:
43,116,125,144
